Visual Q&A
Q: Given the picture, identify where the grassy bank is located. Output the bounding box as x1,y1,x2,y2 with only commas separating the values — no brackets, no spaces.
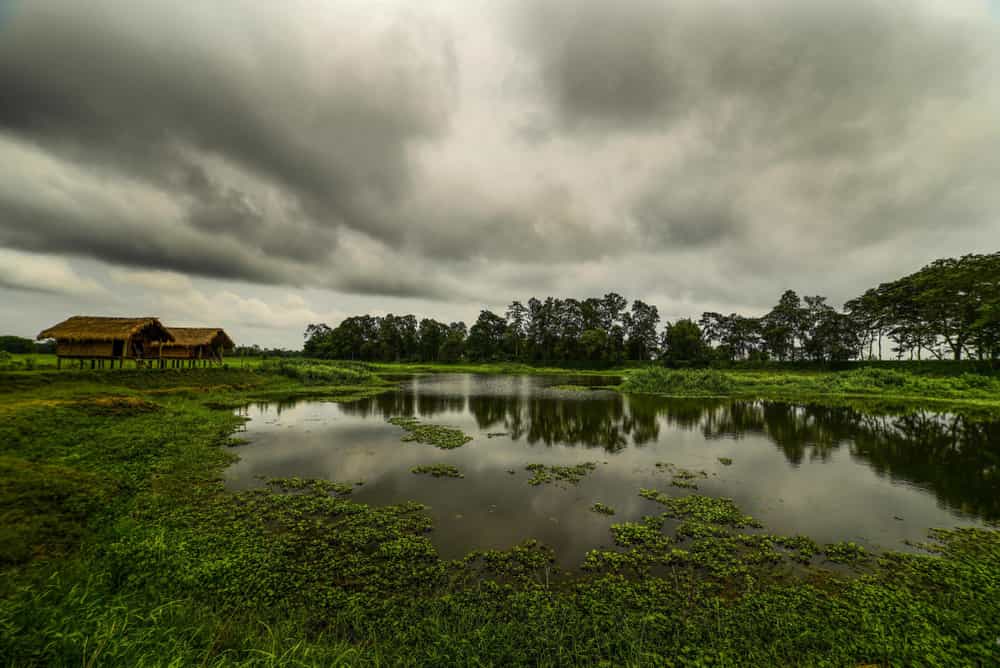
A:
1,363,999,665
622,366,1000,411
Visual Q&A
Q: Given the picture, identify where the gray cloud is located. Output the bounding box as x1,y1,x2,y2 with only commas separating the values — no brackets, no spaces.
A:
0,0,457,288
0,0,998,332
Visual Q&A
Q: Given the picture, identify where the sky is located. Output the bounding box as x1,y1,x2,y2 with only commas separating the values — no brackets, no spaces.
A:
1,0,998,349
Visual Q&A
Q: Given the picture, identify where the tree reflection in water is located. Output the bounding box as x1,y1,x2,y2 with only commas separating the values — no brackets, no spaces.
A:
338,382,1000,521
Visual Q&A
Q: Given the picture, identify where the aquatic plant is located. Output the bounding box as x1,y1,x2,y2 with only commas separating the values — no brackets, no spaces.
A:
411,464,464,478
525,462,598,486
3,367,1000,666
824,541,869,565
387,416,473,449
718,457,733,465
591,502,615,515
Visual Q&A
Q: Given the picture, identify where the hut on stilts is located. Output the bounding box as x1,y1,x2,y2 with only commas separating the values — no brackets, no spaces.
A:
37,316,174,369
153,327,235,367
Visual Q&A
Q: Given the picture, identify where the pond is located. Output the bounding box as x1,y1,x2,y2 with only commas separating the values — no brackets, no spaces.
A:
225,373,999,566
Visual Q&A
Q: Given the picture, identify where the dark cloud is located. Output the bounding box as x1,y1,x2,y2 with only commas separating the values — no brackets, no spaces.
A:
0,0,998,322
0,0,457,288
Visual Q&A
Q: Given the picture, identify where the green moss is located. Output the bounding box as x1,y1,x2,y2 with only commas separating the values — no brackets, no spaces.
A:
387,416,474,449
411,464,464,478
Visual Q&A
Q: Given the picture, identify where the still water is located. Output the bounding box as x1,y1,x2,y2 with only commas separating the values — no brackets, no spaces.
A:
225,374,999,566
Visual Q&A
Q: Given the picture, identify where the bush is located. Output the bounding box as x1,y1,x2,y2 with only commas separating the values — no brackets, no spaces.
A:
260,359,375,385
622,367,735,395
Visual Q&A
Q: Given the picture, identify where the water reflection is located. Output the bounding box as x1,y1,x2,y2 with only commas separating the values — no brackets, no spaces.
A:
229,374,997,564
331,378,1000,520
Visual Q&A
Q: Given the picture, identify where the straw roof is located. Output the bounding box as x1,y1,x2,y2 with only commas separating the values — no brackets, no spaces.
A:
160,327,235,350
38,316,174,342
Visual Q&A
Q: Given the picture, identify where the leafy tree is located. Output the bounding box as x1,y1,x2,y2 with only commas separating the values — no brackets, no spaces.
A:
660,319,708,367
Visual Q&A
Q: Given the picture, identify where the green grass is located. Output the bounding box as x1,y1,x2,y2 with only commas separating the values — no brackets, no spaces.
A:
369,361,625,376
1,364,999,665
622,366,1000,410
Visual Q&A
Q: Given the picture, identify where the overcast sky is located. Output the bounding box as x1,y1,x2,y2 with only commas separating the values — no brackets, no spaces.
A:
1,0,998,348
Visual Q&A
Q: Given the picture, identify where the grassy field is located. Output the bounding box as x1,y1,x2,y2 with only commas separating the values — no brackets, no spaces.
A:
622,366,1000,412
1,361,999,665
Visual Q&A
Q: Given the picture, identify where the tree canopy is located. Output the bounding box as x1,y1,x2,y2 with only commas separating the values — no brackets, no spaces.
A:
301,253,1000,366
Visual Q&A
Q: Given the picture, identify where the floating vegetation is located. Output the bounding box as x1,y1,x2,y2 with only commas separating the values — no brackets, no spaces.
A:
267,477,355,496
487,432,509,438
387,416,473,449
718,457,733,466
411,464,464,478
824,541,869,565
590,502,615,515
639,489,761,528
549,384,591,392
526,462,598,486
655,462,708,490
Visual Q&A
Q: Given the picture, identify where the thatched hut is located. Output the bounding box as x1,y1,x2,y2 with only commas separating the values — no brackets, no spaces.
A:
154,327,235,366
38,316,174,369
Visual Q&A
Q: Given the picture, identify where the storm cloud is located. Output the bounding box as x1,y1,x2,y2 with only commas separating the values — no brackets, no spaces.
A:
1,0,999,346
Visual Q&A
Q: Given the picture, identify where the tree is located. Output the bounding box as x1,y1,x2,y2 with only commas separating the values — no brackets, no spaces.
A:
624,300,660,361
418,318,448,362
660,319,708,367
467,310,507,361
439,322,467,362
762,290,804,361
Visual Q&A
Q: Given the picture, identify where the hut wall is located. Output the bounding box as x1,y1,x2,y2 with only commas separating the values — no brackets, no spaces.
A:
57,341,115,358
159,346,196,359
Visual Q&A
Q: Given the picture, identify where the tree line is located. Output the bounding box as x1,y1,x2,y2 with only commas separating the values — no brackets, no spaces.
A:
302,252,999,365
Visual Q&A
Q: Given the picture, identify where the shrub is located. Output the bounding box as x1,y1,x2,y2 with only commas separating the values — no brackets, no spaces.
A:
622,367,735,395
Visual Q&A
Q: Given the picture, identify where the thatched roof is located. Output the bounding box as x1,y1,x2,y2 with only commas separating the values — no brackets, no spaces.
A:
38,316,174,342
160,327,235,350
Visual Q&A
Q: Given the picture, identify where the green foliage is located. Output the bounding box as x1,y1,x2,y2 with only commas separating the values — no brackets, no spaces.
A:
2,370,1000,666
411,464,464,478
525,462,598,486
387,416,473,449
824,541,869,565
590,502,615,515
622,365,1000,407
623,367,735,395
259,359,375,385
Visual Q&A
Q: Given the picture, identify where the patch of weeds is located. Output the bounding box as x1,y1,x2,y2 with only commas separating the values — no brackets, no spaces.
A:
267,477,355,496
718,457,733,466
525,462,598,486
411,464,464,478
639,489,762,528
388,416,473,449
591,502,615,515
487,432,509,438
78,396,160,416
655,462,708,490
824,541,869,565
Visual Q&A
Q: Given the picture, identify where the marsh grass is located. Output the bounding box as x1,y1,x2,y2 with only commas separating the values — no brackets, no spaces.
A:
1,367,999,665
623,366,1000,410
